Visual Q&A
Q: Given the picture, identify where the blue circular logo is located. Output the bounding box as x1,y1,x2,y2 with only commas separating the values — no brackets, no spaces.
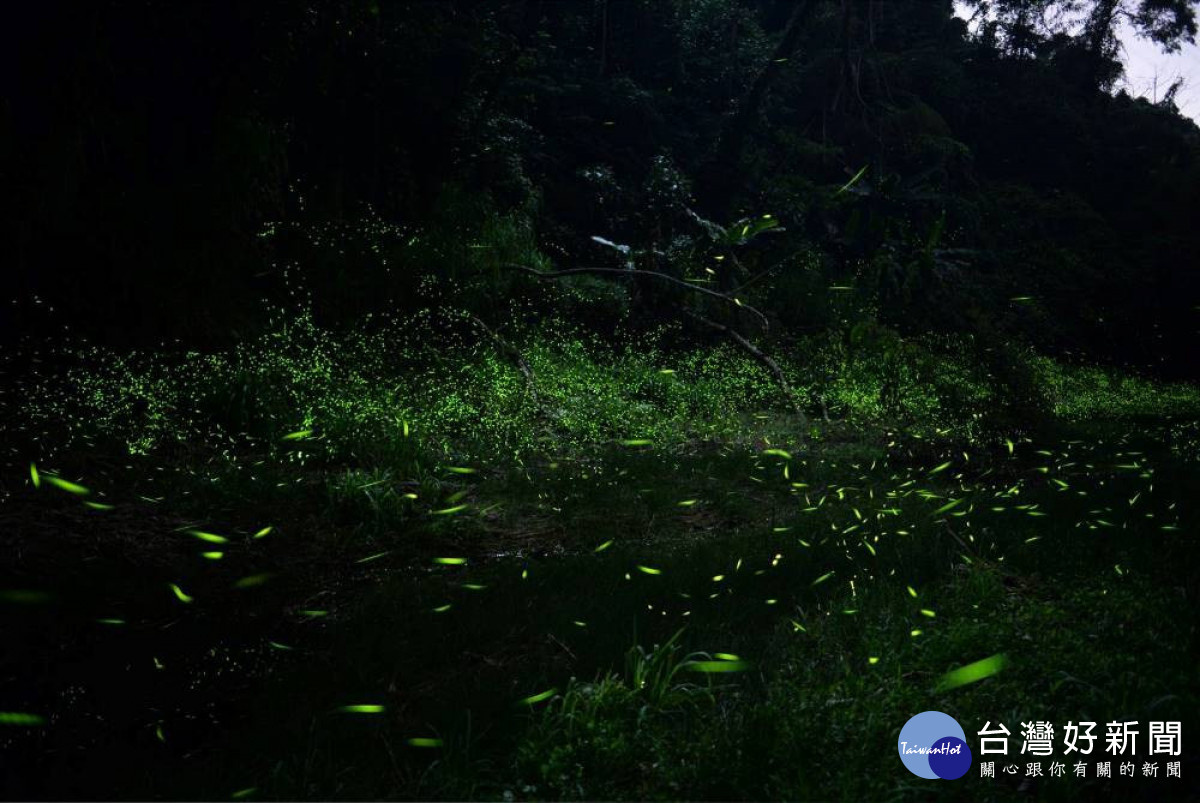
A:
897,711,972,780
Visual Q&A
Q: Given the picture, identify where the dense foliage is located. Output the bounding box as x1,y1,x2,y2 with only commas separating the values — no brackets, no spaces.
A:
6,0,1199,382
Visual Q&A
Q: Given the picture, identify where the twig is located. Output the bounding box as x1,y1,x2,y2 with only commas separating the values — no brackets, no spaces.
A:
683,309,808,427
509,263,769,330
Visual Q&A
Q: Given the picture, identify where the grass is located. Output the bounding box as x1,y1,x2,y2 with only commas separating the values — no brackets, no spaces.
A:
512,554,1193,800
3,310,1199,800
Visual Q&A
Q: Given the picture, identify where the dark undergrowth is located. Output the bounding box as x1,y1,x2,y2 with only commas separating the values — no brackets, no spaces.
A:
2,315,1199,800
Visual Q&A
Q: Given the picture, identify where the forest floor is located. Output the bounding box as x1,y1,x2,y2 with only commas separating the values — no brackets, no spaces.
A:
2,418,1199,800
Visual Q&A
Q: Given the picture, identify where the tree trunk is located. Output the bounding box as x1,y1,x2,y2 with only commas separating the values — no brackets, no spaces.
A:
699,0,816,219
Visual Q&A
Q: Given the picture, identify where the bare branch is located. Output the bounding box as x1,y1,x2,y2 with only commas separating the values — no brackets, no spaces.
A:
467,313,538,402
683,309,808,428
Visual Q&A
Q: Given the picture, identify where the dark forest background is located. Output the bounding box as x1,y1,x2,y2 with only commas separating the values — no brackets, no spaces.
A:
5,5,1200,800
3,0,1198,377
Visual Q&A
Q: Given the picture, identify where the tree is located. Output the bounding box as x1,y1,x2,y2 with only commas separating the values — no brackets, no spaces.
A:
961,0,1198,89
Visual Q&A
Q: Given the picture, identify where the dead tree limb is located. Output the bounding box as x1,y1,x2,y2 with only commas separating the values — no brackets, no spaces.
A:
510,263,769,330
683,309,808,427
467,313,538,402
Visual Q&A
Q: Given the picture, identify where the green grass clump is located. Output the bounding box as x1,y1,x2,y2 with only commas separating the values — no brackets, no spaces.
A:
17,306,1197,483
1028,356,1200,421
511,543,1195,801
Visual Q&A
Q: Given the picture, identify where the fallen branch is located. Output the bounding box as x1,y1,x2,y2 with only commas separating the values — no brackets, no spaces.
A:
467,313,538,402
509,263,769,330
683,309,808,428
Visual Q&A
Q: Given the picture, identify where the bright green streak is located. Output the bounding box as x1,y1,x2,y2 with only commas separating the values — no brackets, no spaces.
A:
931,498,964,516
188,530,229,544
518,688,557,706
235,573,273,588
686,660,750,673
0,712,45,726
44,475,89,495
936,653,1009,691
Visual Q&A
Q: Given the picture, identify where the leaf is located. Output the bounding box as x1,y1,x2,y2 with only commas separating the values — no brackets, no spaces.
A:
723,214,780,244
